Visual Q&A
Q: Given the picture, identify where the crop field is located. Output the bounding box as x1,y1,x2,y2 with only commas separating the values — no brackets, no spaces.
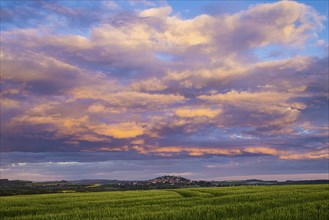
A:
1,184,328,220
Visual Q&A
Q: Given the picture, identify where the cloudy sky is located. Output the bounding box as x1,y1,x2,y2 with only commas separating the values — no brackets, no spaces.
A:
1,0,328,181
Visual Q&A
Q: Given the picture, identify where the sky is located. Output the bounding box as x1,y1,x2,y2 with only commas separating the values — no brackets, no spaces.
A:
0,0,328,181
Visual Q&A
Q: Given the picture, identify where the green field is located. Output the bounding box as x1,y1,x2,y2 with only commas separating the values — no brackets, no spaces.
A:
1,184,328,220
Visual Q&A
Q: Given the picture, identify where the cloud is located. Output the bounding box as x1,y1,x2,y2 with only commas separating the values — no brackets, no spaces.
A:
131,78,167,92
139,6,172,18
219,1,324,49
0,0,327,181
198,90,290,104
131,145,241,156
91,122,145,139
175,108,222,118
197,89,307,134
130,145,329,161
1,98,20,110
87,104,122,114
278,149,328,160
8,111,146,141
82,145,129,152
71,88,186,110
102,1,120,10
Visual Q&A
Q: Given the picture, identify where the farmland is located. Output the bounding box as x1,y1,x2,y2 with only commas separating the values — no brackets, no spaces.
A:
1,184,328,220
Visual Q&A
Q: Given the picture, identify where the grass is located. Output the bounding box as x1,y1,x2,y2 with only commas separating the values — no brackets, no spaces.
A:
1,184,328,220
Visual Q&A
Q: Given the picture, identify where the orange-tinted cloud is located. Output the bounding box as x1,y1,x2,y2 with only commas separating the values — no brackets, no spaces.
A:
175,108,222,118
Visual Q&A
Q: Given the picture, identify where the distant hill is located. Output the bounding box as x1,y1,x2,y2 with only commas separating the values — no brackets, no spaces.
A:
1,177,328,196
67,179,128,185
148,175,191,184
